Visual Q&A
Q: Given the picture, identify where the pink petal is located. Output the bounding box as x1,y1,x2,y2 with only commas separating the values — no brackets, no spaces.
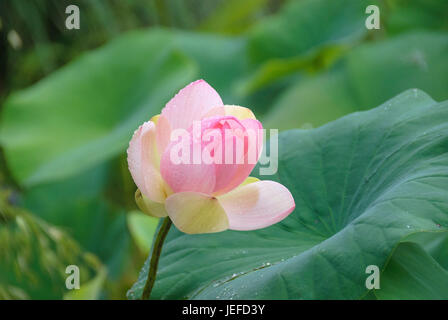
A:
204,116,248,194
213,118,263,195
127,121,166,202
160,115,263,195
161,79,223,131
160,129,216,194
218,180,295,231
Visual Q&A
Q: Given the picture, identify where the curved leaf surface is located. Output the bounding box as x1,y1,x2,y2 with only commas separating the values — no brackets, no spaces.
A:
129,89,448,299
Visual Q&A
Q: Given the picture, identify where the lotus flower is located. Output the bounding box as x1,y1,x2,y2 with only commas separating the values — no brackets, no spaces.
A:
127,80,295,234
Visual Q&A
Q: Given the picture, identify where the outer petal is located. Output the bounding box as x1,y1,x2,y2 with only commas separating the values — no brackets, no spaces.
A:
161,79,223,131
127,121,166,202
217,180,295,231
155,114,172,160
135,189,168,218
202,105,256,121
165,192,229,234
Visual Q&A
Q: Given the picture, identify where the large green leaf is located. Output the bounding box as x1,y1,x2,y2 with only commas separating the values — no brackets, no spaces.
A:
263,31,448,131
129,89,448,299
0,29,196,187
376,241,448,299
405,231,448,270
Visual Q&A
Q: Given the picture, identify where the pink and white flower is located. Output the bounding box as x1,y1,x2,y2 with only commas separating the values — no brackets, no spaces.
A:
127,80,295,234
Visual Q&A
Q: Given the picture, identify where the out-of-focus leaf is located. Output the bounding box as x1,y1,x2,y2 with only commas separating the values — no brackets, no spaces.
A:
64,267,107,300
0,284,29,300
129,90,448,299
127,211,159,254
0,29,197,187
239,0,377,95
346,31,448,108
173,31,249,103
263,67,358,130
248,0,372,64
375,241,448,299
264,32,448,130
172,32,285,116
386,0,448,34
237,44,350,96
199,0,268,34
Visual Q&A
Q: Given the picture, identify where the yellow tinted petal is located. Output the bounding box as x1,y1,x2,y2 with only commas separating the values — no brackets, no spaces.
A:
165,192,229,234
150,114,160,124
135,189,168,218
240,176,260,187
202,105,256,121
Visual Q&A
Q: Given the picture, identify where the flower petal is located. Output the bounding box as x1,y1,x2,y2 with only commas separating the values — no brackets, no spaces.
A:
135,189,168,218
161,79,223,131
155,114,172,160
150,114,160,124
218,180,295,231
160,132,216,194
213,118,263,195
203,105,256,120
205,116,248,194
127,121,166,202
165,192,229,234
240,176,260,186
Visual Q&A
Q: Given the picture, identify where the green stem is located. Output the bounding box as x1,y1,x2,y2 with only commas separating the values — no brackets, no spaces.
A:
141,217,172,300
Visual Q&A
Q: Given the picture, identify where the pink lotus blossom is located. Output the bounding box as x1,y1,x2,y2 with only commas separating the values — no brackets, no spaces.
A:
127,80,295,234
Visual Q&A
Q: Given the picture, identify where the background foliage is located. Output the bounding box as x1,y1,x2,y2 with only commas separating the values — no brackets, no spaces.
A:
0,0,447,299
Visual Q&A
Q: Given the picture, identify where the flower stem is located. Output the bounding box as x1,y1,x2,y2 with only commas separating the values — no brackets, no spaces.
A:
141,217,172,300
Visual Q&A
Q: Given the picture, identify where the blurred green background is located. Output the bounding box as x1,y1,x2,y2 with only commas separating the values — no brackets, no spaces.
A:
0,0,447,299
